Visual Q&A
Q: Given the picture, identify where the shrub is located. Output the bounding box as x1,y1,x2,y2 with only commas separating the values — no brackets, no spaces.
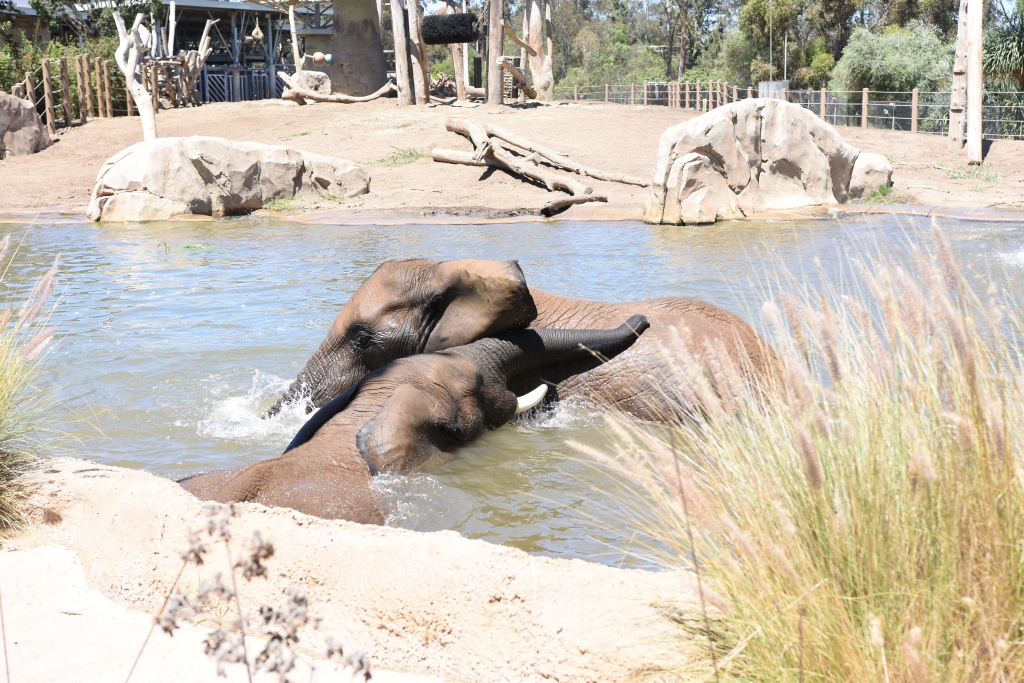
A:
830,21,951,92
750,58,778,83
588,226,1024,682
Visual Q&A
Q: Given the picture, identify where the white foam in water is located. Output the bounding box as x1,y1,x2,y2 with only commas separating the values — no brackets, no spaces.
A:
514,397,602,430
197,370,314,445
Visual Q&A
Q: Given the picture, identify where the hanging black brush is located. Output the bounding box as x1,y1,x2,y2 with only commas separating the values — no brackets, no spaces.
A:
421,13,481,45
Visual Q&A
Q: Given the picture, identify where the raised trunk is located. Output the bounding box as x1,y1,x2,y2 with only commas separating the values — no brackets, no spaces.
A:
464,315,649,384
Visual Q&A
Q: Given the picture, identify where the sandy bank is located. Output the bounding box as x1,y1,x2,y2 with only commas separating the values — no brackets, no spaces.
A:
1,98,1021,217
8,458,709,682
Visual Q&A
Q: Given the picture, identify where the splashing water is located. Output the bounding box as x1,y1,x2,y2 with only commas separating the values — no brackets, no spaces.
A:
197,370,314,446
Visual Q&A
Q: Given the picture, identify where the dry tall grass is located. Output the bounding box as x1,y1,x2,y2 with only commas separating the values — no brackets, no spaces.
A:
0,235,58,530
583,225,1024,682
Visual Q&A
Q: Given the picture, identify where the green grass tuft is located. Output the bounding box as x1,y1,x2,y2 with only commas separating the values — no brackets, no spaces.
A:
365,147,433,167
946,166,1002,182
262,197,302,211
590,227,1024,682
861,184,914,205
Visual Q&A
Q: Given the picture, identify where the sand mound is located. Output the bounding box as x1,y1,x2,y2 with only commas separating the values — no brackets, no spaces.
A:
12,458,707,682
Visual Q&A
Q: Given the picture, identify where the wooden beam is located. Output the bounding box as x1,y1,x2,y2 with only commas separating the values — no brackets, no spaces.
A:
501,22,536,56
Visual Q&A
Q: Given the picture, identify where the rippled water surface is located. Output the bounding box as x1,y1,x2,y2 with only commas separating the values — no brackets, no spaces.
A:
7,214,1024,567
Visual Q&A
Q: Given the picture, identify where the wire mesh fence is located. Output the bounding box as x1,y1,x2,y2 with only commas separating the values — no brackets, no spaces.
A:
554,82,1024,140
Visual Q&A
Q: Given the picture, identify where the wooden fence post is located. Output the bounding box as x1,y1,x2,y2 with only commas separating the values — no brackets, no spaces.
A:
93,57,105,117
103,61,113,117
733,84,738,101
747,86,753,99
151,63,159,113
74,56,85,123
573,84,578,100
604,83,609,102
820,87,826,120
83,54,95,118
642,81,648,106
685,81,690,108
911,88,919,133
780,87,787,103
25,70,36,111
630,82,635,104
861,88,869,128
59,57,72,127
41,60,56,135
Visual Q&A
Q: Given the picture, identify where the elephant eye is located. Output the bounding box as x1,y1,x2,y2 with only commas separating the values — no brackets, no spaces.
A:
352,328,376,350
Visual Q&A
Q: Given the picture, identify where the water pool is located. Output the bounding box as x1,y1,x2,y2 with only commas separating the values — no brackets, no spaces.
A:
7,214,1024,567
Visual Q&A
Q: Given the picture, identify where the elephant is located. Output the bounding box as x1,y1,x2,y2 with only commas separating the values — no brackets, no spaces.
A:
267,258,776,423
181,315,650,522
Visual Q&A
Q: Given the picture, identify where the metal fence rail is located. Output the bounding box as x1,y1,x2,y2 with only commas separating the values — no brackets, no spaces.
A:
553,82,1024,140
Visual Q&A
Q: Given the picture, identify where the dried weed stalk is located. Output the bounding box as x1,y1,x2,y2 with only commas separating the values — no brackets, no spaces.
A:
582,226,1024,682
127,503,370,683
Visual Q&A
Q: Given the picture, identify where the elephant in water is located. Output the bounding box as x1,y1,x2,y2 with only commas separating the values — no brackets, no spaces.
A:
267,259,776,422
181,316,649,522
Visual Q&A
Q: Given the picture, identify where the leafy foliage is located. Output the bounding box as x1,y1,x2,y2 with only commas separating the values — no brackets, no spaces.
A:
830,21,951,92
28,0,162,39
984,13,1024,88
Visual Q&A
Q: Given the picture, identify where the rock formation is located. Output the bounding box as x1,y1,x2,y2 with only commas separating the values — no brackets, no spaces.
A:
643,99,894,225
0,92,50,158
86,137,370,222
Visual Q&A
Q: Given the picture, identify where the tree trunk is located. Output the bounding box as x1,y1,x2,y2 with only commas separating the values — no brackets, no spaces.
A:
113,12,158,141
289,5,303,74
966,0,983,163
487,0,504,104
390,0,413,105
525,0,554,100
678,3,687,79
406,0,429,103
445,1,466,100
948,0,968,149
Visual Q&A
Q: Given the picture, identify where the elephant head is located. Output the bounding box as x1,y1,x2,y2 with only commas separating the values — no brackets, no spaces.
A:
268,259,537,416
183,315,650,522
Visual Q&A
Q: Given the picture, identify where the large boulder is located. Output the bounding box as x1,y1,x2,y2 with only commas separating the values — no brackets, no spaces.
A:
87,137,370,222
849,152,894,199
0,91,50,157
643,99,892,225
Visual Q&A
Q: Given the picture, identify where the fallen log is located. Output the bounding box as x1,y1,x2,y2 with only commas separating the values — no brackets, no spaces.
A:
474,118,649,186
278,72,397,104
445,115,647,186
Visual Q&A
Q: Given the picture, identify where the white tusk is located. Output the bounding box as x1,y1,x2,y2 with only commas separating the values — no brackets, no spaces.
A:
515,384,548,414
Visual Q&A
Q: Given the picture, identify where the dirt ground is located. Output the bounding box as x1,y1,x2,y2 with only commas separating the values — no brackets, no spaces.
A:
2,97,1022,215
8,458,711,683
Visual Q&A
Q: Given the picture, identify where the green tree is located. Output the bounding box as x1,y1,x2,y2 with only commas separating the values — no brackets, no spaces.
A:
829,21,951,92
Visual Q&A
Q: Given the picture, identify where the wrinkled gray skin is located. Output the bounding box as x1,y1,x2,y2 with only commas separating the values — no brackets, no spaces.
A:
181,316,649,522
268,259,776,422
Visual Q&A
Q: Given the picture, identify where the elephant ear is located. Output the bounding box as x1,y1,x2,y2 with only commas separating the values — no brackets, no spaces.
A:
422,259,537,353
355,380,517,475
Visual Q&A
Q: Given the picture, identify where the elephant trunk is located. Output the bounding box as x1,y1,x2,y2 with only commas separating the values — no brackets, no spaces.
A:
462,314,650,390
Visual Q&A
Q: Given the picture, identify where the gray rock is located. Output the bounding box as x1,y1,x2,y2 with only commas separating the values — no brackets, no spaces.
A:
849,152,894,200
643,99,891,225
87,136,370,222
295,71,332,95
0,92,50,157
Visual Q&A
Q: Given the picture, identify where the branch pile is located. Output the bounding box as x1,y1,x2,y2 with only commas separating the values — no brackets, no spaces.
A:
432,115,648,215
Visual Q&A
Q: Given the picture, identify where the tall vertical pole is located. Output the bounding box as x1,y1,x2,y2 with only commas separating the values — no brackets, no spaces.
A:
678,3,686,79
83,54,95,118
390,0,412,105
41,60,56,135
59,57,72,127
75,55,87,123
103,61,113,116
911,88,919,133
861,88,868,128
487,0,504,104
948,0,969,149
94,57,106,117
966,0,983,163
